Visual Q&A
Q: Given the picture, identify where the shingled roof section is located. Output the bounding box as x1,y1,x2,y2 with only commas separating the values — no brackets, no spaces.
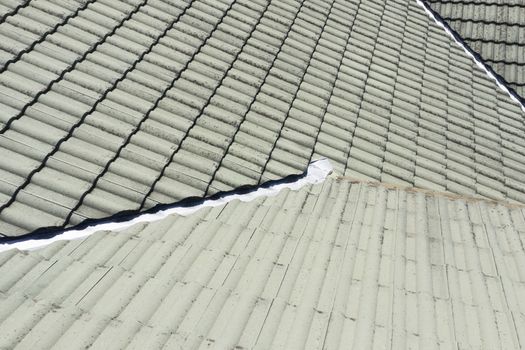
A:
1,177,524,349
0,0,524,238
425,0,525,102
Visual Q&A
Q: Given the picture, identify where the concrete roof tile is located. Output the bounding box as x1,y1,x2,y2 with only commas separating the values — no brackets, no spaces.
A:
0,0,523,237
4,178,525,347
428,0,525,99
345,157,382,180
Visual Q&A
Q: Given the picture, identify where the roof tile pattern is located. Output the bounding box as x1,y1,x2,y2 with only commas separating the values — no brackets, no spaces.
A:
312,1,525,201
1,178,524,349
0,0,29,21
426,0,525,100
0,0,524,237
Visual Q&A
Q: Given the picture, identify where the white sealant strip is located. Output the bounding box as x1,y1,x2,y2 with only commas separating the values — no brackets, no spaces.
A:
416,0,525,113
0,158,333,253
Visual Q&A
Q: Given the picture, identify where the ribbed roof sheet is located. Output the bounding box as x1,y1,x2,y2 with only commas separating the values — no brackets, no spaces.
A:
0,0,524,238
1,177,525,349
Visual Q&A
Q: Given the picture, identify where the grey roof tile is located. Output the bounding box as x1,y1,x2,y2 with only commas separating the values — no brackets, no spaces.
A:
2,178,525,348
0,0,523,237
426,0,525,101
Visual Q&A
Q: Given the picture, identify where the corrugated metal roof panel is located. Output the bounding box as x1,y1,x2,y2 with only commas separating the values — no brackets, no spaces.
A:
0,0,524,238
1,177,525,349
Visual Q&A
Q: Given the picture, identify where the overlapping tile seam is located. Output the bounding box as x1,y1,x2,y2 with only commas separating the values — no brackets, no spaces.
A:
425,0,525,85
0,0,357,236
335,0,399,178
0,0,159,233
65,0,266,224
0,0,151,134
0,0,300,235
0,158,332,251
199,4,300,196
242,0,336,186
1,178,525,348
218,0,352,184
6,160,525,256
418,0,525,111
0,0,97,74
0,0,194,224
0,1,308,232
243,0,362,187
312,0,525,202
425,0,524,7
196,0,348,197
0,0,30,23
0,0,335,236
1,0,524,238
0,157,330,244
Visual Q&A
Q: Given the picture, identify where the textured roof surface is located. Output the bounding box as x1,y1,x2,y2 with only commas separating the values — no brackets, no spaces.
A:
0,0,525,238
426,0,525,101
1,177,525,349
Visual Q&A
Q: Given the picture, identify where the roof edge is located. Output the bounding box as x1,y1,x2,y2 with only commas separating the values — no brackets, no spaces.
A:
417,0,525,113
0,159,333,252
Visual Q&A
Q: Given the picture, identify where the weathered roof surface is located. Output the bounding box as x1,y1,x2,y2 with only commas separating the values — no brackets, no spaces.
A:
425,0,525,102
1,177,525,349
0,0,524,238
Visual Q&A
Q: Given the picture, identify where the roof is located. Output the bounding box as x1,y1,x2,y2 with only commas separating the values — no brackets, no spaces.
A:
425,0,525,102
0,0,524,238
1,177,524,349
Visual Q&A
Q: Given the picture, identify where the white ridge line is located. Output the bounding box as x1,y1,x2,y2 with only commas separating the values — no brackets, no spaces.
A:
416,0,525,113
0,158,333,253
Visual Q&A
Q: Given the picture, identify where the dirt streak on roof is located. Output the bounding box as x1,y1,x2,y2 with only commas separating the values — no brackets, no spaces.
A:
336,175,525,208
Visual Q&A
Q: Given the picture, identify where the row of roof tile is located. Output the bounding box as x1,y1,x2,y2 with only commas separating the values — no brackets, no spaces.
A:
1,177,524,349
426,0,525,100
0,0,523,240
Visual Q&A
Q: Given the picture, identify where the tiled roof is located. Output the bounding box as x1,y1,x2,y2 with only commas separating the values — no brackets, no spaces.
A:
425,0,525,102
1,177,524,349
0,0,524,239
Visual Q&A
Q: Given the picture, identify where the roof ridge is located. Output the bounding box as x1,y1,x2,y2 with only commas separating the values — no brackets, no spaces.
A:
417,0,525,112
